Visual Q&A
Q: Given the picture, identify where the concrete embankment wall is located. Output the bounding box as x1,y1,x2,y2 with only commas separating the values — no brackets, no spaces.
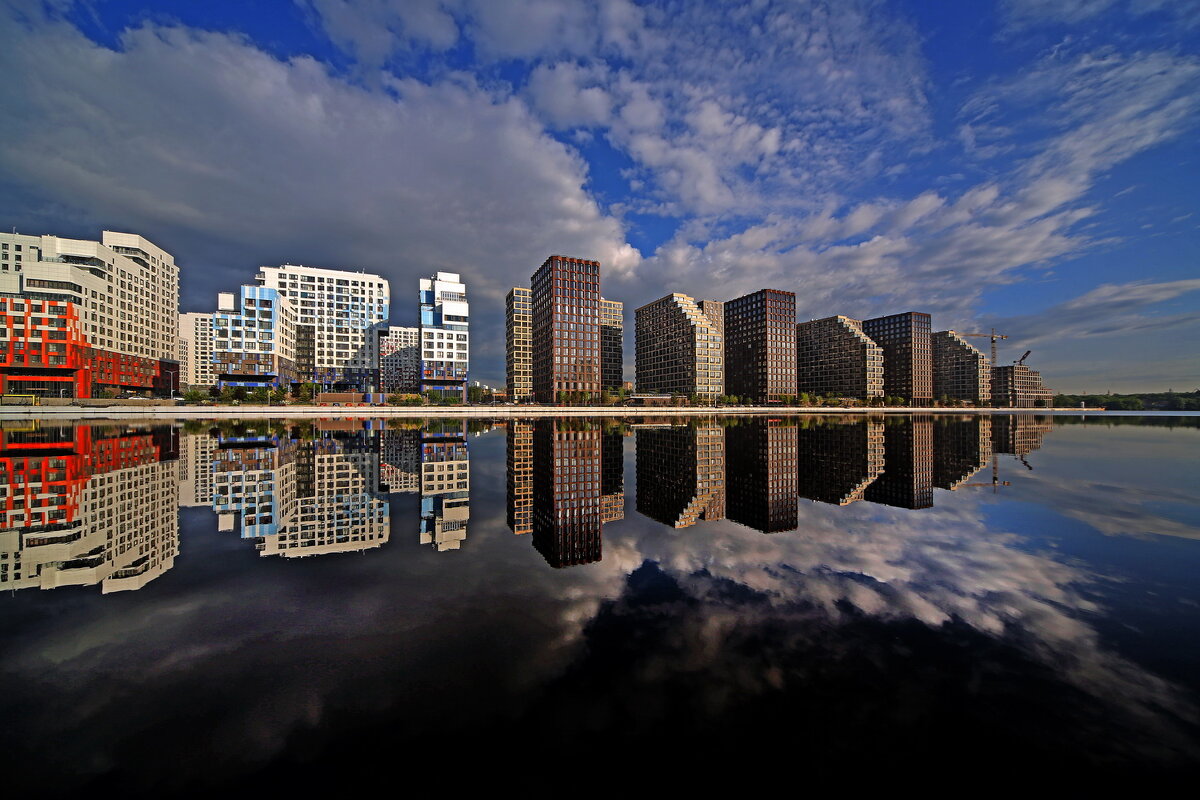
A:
0,404,1123,421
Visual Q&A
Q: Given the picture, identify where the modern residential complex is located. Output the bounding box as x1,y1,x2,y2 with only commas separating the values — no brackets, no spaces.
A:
505,287,532,401
531,255,601,402
634,293,724,400
932,331,991,406
506,420,534,535
0,230,180,398
992,364,1053,408
379,326,420,395
795,315,883,400
863,415,934,509
861,312,933,404
0,423,180,593
419,422,471,551
179,311,215,390
635,423,726,528
796,417,885,505
600,298,624,391
256,264,389,391
531,419,604,567
724,289,797,403
725,418,798,533
212,286,298,391
419,272,470,400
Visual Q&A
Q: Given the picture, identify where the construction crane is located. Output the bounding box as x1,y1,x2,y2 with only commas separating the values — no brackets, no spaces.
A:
1014,350,1031,366
956,328,1008,365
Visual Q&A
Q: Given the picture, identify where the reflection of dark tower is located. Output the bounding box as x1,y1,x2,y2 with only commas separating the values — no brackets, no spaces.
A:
796,417,884,505
864,416,934,509
532,420,602,567
992,414,1053,458
933,416,992,490
600,428,624,522
506,420,534,535
636,424,725,527
725,419,798,533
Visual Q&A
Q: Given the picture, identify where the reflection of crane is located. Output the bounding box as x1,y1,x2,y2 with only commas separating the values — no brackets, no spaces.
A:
1014,350,1031,366
957,329,1008,365
959,453,1013,493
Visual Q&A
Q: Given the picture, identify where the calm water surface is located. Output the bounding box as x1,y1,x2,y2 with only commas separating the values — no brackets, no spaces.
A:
1,414,1198,790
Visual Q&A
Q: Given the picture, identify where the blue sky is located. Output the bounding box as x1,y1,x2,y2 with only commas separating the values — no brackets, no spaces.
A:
1,0,1197,391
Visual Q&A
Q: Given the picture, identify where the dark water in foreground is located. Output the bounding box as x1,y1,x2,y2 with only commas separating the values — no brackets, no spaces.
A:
1,414,1198,790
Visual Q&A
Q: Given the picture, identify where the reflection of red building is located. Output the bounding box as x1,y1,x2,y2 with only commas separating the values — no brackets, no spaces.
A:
0,423,179,592
0,297,177,397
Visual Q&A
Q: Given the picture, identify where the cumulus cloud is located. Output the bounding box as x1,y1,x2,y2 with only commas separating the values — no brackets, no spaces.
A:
0,5,639,376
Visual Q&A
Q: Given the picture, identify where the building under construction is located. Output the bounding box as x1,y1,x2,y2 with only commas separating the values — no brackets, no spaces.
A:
992,364,1052,408
932,331,991,405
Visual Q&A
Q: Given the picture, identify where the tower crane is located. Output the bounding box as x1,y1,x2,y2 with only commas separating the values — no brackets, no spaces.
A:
955,328,1008,365
1014,350,1031,365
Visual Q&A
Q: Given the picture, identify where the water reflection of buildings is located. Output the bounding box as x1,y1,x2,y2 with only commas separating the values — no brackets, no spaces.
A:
726,418,798,533
205,422,390,558
863,416,935,510
992,414,1053,459
0,422,179,593
634,422,725,527
419,421,470,552
796,417,885,506
507,420,533,535
932,416,992,490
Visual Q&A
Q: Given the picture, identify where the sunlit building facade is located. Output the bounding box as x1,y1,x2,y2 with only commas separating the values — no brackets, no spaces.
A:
932,330,991,406
213,286,298,391
419,272,470,400
635,293,724,400
179,311,215,390
531,255,601,402
379,326,420,395
861,312,933,405
0,230,180,398
795,315,883,400
505,287,533,401
724,289,796,403
991,364,1052,408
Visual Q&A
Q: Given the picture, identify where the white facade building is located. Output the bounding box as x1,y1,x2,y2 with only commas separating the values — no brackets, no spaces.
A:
179,311,216,389
0,230,180,397
379,326,420,394
419,271,469,399
256,264,389,390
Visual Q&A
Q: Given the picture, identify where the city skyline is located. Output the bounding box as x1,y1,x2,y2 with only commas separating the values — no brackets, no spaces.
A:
0,2,1197,393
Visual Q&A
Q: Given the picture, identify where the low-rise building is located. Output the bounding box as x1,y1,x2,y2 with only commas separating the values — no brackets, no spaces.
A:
992,364,1052,408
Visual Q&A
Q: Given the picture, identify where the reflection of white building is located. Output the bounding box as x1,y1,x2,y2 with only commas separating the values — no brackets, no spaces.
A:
420,424,470,551
381,428,421,494
179,431,218,507
0,425,179,593
258,439,389,558
208,428,390,558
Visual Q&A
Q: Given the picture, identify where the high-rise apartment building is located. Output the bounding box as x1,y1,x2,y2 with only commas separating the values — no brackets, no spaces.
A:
635,293,724,400
506,420,534,535
725,418,798,533
505,287,532,401
724,289,796,402
796,417,885,505
0,230,180,398
531,255,601,402
600,298,623,391
379,326,420,394
932,416,992,490
991,365,1052,408
419,272,469,400
861,312,933,404
0,423,179,593
531,419,603,567
863,415,934,509
635,423,726,528
255,264,389,391
420,421,470,551
795,316,883,400
212,286,298,390
179,312,215,390
932,331,991,405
